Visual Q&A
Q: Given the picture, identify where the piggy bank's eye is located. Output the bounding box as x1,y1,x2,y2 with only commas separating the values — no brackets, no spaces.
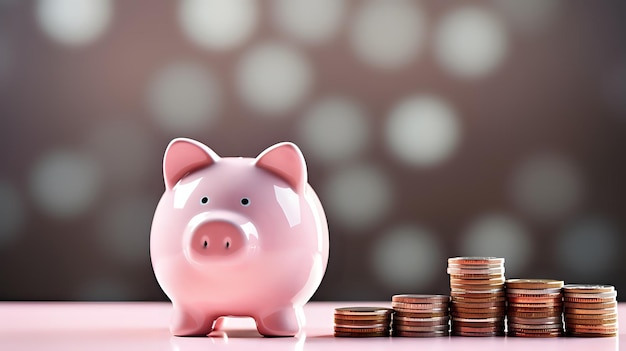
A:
240,197,250,206
200,196,209,205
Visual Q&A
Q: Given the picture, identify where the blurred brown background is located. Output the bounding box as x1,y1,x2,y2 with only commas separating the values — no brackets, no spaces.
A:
0,0,625,301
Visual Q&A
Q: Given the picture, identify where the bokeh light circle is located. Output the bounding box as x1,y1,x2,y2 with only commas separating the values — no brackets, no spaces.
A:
179,0,257,50
461,213,532,275
29,149,102,218
148,61,221,134
36,0,112,46
372,225,442,291
272,0,345,45
385,95,461,167
236,42,313,115
298,96,370,162
350,0,425,70
435,6,508,78
322,164,393,230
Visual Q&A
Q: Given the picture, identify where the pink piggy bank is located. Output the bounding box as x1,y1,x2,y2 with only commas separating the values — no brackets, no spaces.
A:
150,138,329,337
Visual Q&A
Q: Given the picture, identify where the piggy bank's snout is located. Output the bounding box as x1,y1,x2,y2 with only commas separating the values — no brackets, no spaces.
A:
184,212,259,264
192,221,245,257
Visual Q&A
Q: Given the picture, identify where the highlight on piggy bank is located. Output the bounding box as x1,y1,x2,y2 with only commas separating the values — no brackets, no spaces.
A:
150,138,329,337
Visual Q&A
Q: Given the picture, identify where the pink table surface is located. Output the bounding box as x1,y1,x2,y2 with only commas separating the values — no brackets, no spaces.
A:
0,302,622,351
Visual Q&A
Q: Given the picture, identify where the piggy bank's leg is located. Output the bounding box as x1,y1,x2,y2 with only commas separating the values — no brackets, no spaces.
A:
255,306,303,337
212,317,226,331
171,305,216,336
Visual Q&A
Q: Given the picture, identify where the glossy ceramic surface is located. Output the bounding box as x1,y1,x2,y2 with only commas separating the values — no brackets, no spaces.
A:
0,302,621,351
150,138,329,336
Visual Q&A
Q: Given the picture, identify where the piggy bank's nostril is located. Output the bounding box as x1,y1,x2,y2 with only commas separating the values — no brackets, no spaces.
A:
191,222,245,257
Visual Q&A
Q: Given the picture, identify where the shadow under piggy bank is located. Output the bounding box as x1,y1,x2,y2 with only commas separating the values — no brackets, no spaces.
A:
169,320,309,351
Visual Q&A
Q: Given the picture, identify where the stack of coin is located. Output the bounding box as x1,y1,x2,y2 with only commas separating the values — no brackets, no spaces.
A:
334,307,393,337
391,294,450,337
506,279,564,337
563,285,618,337
447,257,506,336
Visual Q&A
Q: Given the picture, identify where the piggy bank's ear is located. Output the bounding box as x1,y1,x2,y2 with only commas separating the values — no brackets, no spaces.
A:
255,142,307,191
163,138,220,189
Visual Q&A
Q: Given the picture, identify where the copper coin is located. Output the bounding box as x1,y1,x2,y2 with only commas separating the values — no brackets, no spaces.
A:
450,312,505,319
507,290,562,296
507,306,562,312
391,301,449,310
508,302,563,308
451,301,506,309
335,325,389,333
449,274,504,281
393,319,449,327
451,284,505,291
448,257,505,265
454,325,502,333
452,296,506,303
393,324,449,332
567,331,617,337
451,288,505,295
564,307,616,315
452,313,504,320
392,294,450,304
507,297,563,304
393,315,449,323
334,307,393,316
453,317,502,323
447,268,505,276
393,321,449,328
451,330,504,337
508,328,563,334
393,308,448,316
563,301,617,309
564,291,617,298
450,306,505,313
452,277,505,285
508,323,563,330
508,311,562,319
334,331,389,337
393,330,449,337
451,290,505,297
507,316,562,324
448,263,504,269
566,325,618,333
334,318,390,326
565,317,617,325
452,321,504,327
334,323,390,329
508,331,562,337
513,327,563,334
563,296,615,303
505,279,564,290
506,288,563,295
562,284,615,293
566,322,617,331
334,314,391,321
564,312,618,320
394,311,449,318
